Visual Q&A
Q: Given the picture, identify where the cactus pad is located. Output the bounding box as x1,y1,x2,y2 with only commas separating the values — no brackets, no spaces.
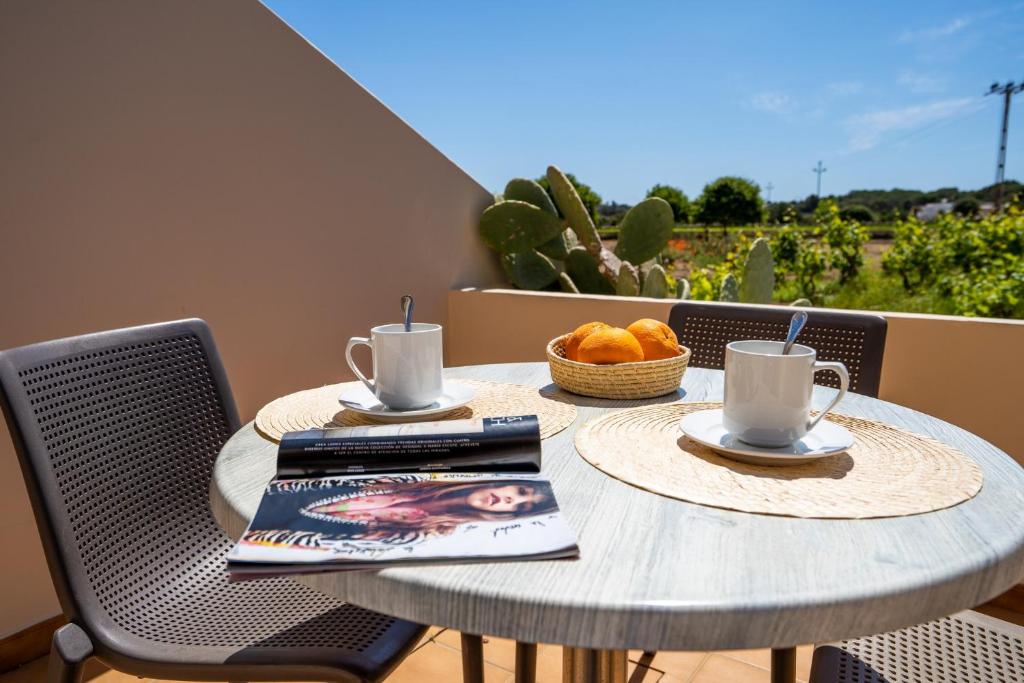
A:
614,197,675,264
504,178,558,216
558,272,580,293
740,237,775,304
720,273,739,302
480,200,564,253
546,166,603,255
502,250,560,290
675,277,691,300
566,247,616,295
616,261,641,296
641,263,668,298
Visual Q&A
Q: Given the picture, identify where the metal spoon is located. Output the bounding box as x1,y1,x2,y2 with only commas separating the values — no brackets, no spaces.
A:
401,295,414,332
782,310,808,355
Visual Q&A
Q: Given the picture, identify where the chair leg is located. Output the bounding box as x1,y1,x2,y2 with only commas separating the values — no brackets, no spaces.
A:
47,623,93,683
515,641,537,683
461,633,485,683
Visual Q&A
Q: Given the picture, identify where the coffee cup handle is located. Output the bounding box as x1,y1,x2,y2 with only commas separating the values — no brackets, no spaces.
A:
807,361,849,432
345,337,376,395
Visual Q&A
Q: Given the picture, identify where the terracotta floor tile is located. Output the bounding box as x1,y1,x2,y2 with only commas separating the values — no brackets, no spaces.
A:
388,641,510,683
632,649,708,679
687,653,771,683
716,645,814,682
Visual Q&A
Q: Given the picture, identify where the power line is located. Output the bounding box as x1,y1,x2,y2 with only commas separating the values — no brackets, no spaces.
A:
765,182,774,203
986,80,1024,212
812,161,827,197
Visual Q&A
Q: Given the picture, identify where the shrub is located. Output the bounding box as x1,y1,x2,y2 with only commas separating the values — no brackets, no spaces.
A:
839,204,876,223
694,176,765,227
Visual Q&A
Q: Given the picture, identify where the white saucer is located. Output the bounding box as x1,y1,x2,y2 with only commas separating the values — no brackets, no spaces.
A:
338,381,476,423
679,408,854,466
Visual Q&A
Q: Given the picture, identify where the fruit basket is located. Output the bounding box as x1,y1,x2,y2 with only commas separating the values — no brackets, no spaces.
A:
546,334,691,399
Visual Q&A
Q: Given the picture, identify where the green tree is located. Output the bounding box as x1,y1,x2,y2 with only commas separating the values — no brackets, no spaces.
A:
694,176,764,229
646,184,690,223
536,172,602,221
839,204,876,223
953,197,980,217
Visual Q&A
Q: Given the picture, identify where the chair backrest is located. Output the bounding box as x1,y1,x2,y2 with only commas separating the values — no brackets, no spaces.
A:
0,319,240,628
667,302,887,397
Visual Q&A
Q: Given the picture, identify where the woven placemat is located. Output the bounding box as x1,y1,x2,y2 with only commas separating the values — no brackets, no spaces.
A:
254,379,577,443
575,402,983,519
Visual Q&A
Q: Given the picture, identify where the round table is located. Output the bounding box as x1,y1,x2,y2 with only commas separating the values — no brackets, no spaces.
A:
210,363,1024,682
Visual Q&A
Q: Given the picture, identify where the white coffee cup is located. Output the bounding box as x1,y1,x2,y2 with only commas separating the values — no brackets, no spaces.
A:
345,323,443,410
723,340,849,447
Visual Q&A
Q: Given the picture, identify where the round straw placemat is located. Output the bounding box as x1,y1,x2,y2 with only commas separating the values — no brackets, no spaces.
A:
254,379,577,443
575,402,982,519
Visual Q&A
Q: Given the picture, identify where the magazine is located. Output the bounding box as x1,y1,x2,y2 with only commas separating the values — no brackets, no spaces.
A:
227,416,578,577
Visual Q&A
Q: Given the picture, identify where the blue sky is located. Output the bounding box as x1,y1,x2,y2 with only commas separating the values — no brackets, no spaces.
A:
264,1,1024,203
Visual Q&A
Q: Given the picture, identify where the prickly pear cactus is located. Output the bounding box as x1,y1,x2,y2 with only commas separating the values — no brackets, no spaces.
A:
616,261,641,296
675,277,691,299
558,272,579,293
615,197,675,265
739,237,775,304
537,228,576,260
546,166,602,254
501,250,560,290
641,263,668,298
790,298,812,307
503,178,558,216
480,200,563,253
720,273,739,302
566,247,615,295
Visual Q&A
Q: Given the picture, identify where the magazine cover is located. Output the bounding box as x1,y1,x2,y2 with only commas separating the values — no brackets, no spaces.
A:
227,472,578,574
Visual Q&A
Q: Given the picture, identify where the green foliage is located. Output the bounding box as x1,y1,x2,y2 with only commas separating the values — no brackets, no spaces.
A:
815,199,869,284
646,184,691,223
546,165,603,256
536,228,576,260
558,272,580,293
537,170,602,221
694,176,765,226
614,197,675,264
884,204,1024,317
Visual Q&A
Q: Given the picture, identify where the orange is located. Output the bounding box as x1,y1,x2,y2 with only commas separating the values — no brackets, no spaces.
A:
626,318,680,361
564,321,609,361
577,327,645,364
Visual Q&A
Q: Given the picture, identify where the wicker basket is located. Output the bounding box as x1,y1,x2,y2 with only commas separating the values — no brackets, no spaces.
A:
546,334,691,399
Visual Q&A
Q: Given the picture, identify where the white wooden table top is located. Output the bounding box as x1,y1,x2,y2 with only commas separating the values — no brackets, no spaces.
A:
210,363,1024,651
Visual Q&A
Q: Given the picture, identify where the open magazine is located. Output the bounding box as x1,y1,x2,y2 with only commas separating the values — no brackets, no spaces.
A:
227,416,579,577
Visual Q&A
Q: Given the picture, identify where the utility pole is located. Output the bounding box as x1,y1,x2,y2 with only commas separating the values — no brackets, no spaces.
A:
812,161,827,197
765,182,774,203
987,81,1024,212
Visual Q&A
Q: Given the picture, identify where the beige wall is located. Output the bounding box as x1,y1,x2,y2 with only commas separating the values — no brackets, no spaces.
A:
0,0,501,637
449,289,1024,464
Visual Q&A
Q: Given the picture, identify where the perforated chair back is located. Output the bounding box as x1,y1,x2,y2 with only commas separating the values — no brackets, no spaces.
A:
667,302,887,397
0,319,424,681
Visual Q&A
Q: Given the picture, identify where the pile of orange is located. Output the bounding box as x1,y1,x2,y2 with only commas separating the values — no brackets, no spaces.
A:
564,319,681,365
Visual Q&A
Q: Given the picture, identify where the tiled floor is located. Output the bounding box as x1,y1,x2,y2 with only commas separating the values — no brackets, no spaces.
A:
0,628,814,683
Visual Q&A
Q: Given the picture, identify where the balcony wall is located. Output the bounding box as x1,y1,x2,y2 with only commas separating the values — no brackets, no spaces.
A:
448,289,1024,466
0,0,500,638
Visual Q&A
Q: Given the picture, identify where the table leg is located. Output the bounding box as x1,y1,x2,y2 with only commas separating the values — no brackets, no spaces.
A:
562,647,627,683
515,641,537,683
771,647,796,683
461,633,485,683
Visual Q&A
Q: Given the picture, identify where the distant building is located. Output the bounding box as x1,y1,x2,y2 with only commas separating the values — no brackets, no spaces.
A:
914,200,954,221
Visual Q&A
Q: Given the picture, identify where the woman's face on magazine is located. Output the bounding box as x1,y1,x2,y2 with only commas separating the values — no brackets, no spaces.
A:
466,485,545,513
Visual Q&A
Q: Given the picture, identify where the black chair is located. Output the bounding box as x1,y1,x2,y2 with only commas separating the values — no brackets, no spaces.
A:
0,319,431,683
667,301,888,397
809,610,1024,682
